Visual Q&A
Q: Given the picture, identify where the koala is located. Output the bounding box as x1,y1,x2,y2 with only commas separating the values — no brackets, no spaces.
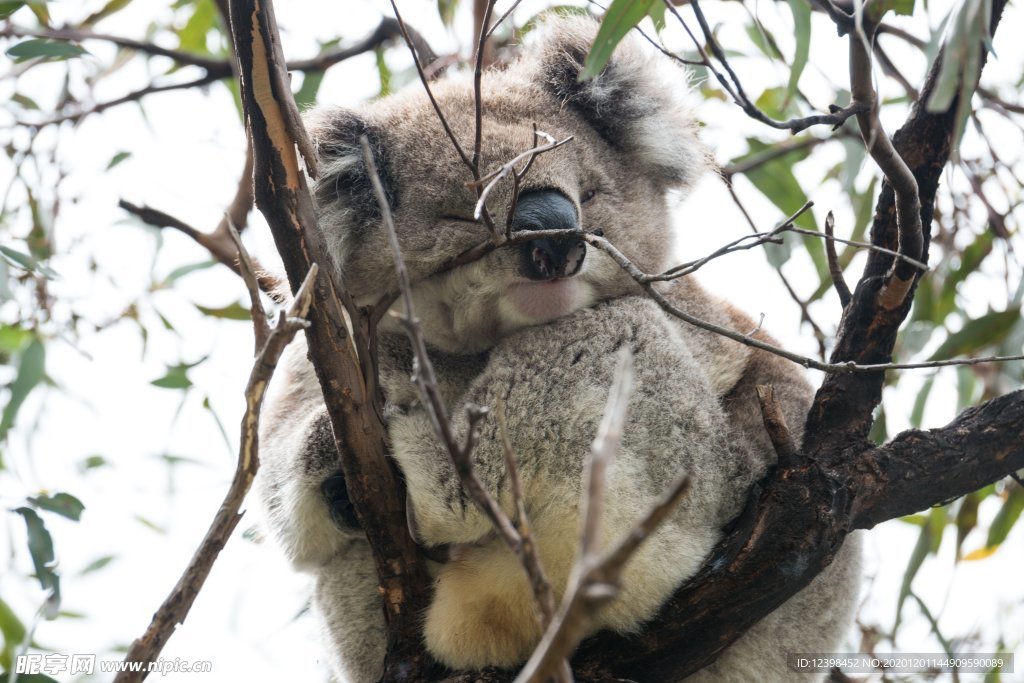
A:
258,17,862,683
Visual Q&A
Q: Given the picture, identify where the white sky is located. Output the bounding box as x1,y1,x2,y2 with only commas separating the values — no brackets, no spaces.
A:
1,0,1022,681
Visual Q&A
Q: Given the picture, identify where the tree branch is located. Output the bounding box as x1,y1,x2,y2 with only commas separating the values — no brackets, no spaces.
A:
114,255,316,682
226,2,436,680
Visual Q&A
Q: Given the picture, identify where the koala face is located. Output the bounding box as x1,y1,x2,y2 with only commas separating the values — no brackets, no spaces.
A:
307,19,708,353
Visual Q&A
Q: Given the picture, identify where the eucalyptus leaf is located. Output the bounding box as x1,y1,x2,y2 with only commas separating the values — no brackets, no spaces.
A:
6,39,87,63
581,0,655,81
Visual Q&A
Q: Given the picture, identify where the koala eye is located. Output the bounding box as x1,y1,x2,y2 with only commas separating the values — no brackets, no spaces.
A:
581,189,598,205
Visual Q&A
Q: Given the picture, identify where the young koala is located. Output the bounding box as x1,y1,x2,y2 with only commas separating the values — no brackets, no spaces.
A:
258,18,861,682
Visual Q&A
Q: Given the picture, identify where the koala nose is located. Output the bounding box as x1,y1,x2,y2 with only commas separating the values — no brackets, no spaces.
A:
511,190,586,281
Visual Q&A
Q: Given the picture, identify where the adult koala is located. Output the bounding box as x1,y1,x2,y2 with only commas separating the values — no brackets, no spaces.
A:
258,18,861,683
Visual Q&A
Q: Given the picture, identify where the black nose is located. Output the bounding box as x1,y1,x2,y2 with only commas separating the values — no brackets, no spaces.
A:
512,190,586,281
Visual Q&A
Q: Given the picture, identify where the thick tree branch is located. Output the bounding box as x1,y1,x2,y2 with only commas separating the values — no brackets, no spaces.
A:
852,389,1024,529
226,2,436,680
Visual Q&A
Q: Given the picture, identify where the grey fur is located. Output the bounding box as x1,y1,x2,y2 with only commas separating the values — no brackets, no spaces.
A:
257,16,860,682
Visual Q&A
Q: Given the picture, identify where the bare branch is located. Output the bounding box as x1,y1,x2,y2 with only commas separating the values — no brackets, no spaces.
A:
363,136,563,668
11,18,408,128
471,134,574,221
226,221,269,351
0,25,226,71
516,351,693,683
847,21,923,310
825,211,853,307
755,384,798,468
496,401,560,633
389,0,474,173
114,264,316,682
29,72,222,127
473,0,497,174
228,3,435,677
118,199,281,296
666,0,868,134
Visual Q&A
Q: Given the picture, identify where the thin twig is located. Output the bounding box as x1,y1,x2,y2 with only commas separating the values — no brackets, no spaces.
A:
471,134,573,220
473,0,497,175
496,399,558,629
118,199,281,296
114,264,316,683
516,352,693,682
226,221,268,351
26,72,222,127
720,187,829,356
825,211,853,307
487,0,526,39
362,137,564,663
666,0,868,134
0,25,226,70
389,0,474,173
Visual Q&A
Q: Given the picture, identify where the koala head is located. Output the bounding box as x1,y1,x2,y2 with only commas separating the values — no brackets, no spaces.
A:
306,18,708,353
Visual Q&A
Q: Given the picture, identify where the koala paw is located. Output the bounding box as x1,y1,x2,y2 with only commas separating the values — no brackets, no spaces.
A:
321,472,361,531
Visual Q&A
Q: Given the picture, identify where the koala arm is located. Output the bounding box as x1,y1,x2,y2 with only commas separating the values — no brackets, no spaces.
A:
390,297,743,551
257,338,361,571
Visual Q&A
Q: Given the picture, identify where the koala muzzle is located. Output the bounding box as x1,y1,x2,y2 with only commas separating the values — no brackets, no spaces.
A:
511,190,586,281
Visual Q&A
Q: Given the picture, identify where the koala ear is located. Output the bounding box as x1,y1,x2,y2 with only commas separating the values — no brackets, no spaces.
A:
305,107,397,222
303,107,397,272
533,18,709,192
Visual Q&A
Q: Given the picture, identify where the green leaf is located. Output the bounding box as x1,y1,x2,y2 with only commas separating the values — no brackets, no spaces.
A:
151,366,193,390
895,520,932,633
783,0,811,106
81,0,134,26
732,139,817,230
0,673,61,683
581,0,655,81
868,0,916,19
77,454,109,472
0,596,26,671
78,554,116,575
6,39,88,62
924,0,991,157
159,259,217,287
954,491,980,559
106,151,132,169
12,507,61,614
134,515,167,534
177,0,216,54
0,3,28,20
0,338,46,441
11,92,40,110
647,2,665,31
0,324,31,354
437,0,459,27
744,21,784,61
28,492,85,521
294,70,324,109
929,309,1020,360
909,376,934,428
520,6,592,37
375,46,391,99
0,246,58,279
195,302,251,321
985,486,1024,548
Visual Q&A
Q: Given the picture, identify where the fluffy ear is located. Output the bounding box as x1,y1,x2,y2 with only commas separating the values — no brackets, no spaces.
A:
533,17,709,192
302,107,397,273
